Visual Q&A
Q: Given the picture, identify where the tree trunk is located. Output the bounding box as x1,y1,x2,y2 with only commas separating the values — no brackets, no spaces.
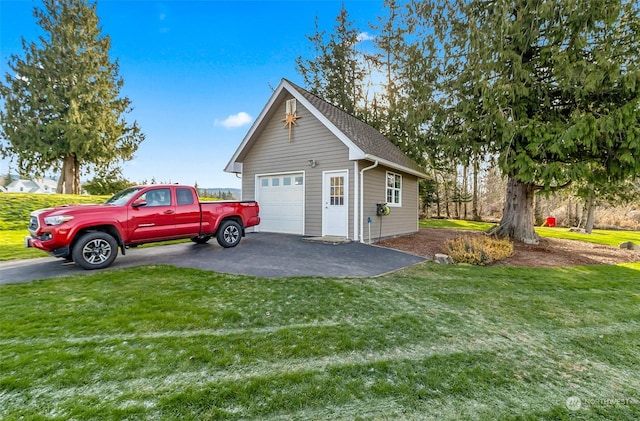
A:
584,200,596,234
443,179,450,218
434,170,441,217
57,153,81,194
578,190,596,234
495,175,539,244
435,187,441,217
472,155,480,221
462,165,468,219
534,192,542,226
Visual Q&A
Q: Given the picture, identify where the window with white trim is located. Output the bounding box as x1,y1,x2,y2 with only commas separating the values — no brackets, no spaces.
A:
386,171,402,206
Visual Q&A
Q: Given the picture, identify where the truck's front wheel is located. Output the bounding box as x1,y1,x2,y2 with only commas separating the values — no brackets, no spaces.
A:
217,220,242,248
72,232,118,270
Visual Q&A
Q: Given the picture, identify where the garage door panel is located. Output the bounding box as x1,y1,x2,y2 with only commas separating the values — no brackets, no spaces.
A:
257,173,304,235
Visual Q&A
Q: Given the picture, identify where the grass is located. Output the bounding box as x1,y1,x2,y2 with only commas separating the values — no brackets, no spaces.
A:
420,218,496,231
535,226,640,247
3,200,640,418
0,230,48,260
0,192,110,230
1,263,639,419
421,218,640,247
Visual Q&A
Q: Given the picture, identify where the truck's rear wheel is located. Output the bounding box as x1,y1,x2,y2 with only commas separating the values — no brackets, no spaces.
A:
217,220,242,248
72,232,118,270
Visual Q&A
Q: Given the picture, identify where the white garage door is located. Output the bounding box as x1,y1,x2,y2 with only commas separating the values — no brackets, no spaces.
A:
257,173,304,234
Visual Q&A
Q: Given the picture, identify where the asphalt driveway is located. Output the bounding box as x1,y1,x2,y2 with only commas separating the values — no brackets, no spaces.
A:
0,233,426,285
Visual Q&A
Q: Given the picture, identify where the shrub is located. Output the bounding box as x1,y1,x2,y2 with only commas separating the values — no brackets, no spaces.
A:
445,235,514,265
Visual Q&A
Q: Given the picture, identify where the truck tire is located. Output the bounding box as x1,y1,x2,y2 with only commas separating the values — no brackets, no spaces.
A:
191,235,211,244
217,220,242,248
72,232,118,270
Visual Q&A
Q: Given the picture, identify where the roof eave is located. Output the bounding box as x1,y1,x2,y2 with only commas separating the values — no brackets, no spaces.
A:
363,154,428,179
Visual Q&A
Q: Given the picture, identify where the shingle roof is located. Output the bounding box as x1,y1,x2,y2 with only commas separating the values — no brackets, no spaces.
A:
225,78,427,178
284,79,426,176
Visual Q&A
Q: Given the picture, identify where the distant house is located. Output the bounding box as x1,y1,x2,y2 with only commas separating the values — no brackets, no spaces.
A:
225,78,427,242
5,178,58,194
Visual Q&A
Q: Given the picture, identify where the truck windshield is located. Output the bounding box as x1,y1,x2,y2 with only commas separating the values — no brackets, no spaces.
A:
105,187,145,206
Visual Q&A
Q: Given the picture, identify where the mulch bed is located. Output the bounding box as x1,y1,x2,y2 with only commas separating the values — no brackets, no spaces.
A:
377,228,640,267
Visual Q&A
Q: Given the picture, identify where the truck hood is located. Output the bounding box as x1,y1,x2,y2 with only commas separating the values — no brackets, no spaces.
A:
33,203,112,217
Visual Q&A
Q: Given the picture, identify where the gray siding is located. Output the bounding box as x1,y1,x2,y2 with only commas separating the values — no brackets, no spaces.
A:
241,95,354,237
360,164,419,242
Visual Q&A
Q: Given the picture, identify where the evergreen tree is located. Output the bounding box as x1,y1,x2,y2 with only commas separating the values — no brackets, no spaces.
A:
296,5,367,117
0,0,144,194
83,166,133,195
3,166,15,186
436,0,640,243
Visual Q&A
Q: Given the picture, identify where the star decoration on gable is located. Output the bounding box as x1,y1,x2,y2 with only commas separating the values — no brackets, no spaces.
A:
282,111,301,142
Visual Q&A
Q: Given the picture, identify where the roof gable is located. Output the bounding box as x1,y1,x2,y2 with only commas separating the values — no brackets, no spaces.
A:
225,78,427,178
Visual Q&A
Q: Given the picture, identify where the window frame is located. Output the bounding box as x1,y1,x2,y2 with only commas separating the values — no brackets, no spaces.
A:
385,171,402,207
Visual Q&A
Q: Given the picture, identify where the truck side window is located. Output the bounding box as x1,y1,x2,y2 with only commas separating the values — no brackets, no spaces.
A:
177,188,194,205
145,188,171,206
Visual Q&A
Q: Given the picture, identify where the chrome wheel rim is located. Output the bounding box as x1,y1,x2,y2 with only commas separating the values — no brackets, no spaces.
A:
224,225,240,244
82,238,112,265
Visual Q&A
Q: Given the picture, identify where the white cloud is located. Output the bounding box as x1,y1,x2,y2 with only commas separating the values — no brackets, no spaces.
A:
357,32,375,43
215,112,253,129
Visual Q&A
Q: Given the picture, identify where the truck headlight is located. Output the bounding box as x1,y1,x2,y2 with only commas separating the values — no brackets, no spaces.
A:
44,215,74,225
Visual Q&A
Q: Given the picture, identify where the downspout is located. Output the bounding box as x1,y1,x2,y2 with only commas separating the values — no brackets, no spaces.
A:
359,160,379,243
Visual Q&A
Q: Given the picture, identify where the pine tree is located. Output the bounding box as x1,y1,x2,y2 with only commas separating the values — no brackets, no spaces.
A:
296,5,367,117
437,0,640,243
0,0,144,194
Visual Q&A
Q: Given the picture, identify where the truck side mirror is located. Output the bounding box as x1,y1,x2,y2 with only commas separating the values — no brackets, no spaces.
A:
132,199,147,207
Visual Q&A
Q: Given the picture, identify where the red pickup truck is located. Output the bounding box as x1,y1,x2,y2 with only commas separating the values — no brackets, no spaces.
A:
25,185,260,270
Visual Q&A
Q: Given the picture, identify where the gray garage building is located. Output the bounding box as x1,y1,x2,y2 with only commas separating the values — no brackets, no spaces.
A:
225,78,427,242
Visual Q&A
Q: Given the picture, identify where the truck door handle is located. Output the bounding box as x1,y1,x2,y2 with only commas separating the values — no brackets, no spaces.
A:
164,210,175,215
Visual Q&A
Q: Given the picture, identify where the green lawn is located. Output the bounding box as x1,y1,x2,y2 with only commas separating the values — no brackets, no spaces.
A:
420,218,497,231
421,218,640,246
1,263,639,419
0,192,110,230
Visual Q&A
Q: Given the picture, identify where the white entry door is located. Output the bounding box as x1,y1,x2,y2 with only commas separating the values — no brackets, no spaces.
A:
322,170,348,237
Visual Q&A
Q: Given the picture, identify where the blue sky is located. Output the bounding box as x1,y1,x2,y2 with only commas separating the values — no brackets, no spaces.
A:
0,0,383,188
